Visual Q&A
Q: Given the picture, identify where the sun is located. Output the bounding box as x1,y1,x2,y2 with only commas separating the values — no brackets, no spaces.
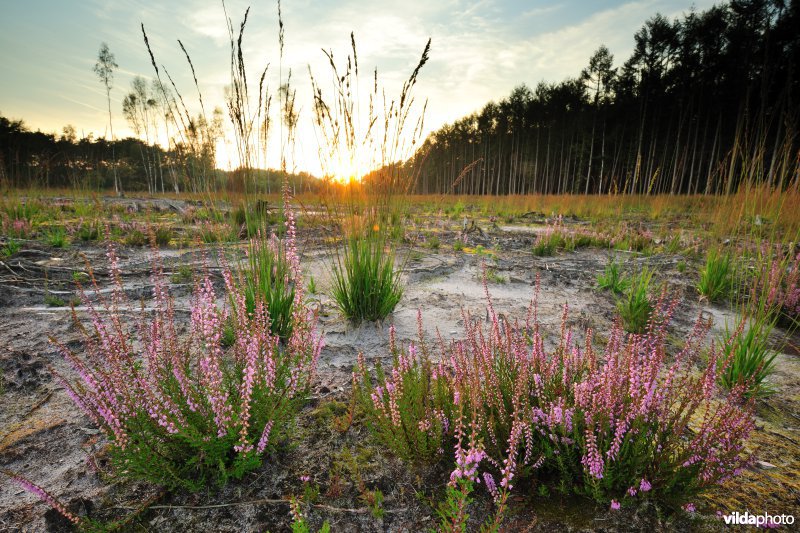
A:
327,154,368,184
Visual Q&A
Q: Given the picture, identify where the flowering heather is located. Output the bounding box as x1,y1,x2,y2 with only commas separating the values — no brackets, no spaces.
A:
2,471,82,526
51,230,322,490
354,318,455,461
358,270,755,509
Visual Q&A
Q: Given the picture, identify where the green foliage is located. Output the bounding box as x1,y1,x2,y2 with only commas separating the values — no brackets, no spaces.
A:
44,227,68,248
719,316,778,398
124,229,147,246
44,293,67,307
697,248,732,302
484,267,506,284
354,342,454,462
596,258,629,294
307,273,317,295
532,231,567,257
330,230,403,322
453,239,465,252
617,267,654,333
435,479,473,533
235,233,296,340
2,238,20,257
170,264,194,284
154,226,172,247
77,222,100,242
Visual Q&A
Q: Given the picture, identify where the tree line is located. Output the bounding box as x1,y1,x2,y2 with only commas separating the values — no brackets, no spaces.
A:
407,0,799,195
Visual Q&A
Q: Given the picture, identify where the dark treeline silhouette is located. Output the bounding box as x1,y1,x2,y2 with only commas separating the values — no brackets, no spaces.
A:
0,114,317,194
408,0,799,195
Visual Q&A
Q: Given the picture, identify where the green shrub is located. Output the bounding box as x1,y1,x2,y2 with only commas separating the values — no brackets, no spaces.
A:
154,226,172,247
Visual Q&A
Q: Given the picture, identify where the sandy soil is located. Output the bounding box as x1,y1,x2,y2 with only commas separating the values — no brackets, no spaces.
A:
1,200,798,531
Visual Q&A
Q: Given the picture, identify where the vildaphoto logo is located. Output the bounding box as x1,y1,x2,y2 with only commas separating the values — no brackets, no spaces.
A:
721,511,795,527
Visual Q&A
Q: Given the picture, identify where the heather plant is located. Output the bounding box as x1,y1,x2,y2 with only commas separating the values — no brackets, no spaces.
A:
596,258,629,294
359,273,754,517
353,321,454,461
617,267,654,333
697,248,732,302
50,239,322,490
330,226,403,322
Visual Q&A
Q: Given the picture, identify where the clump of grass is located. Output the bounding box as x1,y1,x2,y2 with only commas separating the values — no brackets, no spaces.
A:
307,274,317,295
170,264,194,284
426,234,440,250
44,293,67,307
453,239,464,252
235,231,297,340
125,229,148,247
719,315,778,398
596,258,629,294
154,226,172,247
697,248,732,302
617,267,654,333
44,227,68,248
330,230,403,323
2,239,21,257
76,222,100,242
484,266,506,284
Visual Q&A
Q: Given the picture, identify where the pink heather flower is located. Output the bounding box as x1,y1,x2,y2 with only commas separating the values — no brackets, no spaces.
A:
627,486,638,497
682,503,696,513
639,479,652,492
256,420,274,454
9,473,81,525
300,475,311,483
483,472,500,502
610,499,621,510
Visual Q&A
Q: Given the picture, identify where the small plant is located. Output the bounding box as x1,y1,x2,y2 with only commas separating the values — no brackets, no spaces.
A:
354,327,454,461
484,267,506,284
44,292,67,307
170,264,194,284
596,258,629,294
677,260,687,273
719,315,778,398
233,229,297,340
427,234,441,250
307,273,317,295
72,271,89,284
154,225,172,247
617,267,654,333
124,229,147,247
2,238,20,257
697,248,732,302
44,227,68,248
76,222,100,242
50,239,322,491
330,228,403,322
453,239,465,252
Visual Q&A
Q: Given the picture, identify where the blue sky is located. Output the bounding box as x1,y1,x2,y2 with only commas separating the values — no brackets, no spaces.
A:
0,0,718,173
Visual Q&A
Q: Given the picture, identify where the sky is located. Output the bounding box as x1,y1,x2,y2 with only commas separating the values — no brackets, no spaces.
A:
0,0,719,176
